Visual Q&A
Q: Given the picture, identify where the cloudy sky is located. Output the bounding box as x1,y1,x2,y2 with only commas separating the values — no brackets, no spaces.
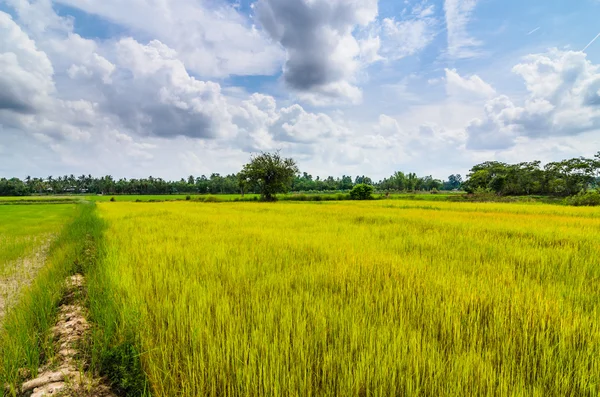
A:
1,0,599,180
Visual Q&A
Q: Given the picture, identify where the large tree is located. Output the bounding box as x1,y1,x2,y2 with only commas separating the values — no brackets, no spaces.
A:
241,152,299,201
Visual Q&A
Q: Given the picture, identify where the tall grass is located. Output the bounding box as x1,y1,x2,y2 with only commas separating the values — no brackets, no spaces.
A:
0,203,102,392
89,200,600,396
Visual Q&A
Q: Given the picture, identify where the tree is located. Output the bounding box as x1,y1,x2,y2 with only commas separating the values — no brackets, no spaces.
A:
447,174,462,190
406,173,418,191
350,184,373,200
241,152,299,201
392,171,406,191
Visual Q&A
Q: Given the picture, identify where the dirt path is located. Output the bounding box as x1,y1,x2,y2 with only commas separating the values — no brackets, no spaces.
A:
19,275,115,397
0,241,51,325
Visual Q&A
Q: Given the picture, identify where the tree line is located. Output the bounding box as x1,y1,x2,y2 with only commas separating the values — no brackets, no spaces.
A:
1,152,598,197
462,153,600,196
0,170,459,196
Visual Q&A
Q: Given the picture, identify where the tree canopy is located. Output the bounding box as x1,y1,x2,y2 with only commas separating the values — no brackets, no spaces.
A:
462,153,600,196
240,152,299,201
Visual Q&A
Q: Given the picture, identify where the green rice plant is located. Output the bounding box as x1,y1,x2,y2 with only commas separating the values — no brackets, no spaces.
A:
88,200,600,396
0,205,75,278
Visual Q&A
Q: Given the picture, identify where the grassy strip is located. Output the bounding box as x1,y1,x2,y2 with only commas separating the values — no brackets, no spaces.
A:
0,203,102,394
85,220,150,396
0,200,81,206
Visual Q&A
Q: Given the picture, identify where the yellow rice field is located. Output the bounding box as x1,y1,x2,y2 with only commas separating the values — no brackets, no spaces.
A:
92,200,600,396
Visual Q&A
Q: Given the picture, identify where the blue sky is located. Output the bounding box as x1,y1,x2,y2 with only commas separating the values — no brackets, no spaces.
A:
1,0,599,180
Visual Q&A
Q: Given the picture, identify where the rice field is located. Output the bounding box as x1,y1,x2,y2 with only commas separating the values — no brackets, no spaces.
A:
0,205,76,277
0,204,75,332
88,200,600,396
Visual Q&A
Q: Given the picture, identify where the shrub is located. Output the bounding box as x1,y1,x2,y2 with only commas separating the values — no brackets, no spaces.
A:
565,191,600,206
110,197,116,202
185,195,191,201
350,184,374,200
431,188,439,194
203,196,222,203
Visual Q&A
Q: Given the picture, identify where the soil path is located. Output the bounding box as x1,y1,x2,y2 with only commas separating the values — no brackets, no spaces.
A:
20,275,115,397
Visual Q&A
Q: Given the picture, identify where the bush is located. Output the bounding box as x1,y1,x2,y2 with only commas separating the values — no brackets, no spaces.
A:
350,184,374,200
110,197,116,202
185,195,191,201
203,196,222,203
431,188,439,194
565,191,600,206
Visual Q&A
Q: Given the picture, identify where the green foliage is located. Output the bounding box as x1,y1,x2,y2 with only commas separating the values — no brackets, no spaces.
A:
241,152,299,201
101,341,148,396
0,178,30,196
110,197,116,202
463,155,600,196
565,190,600,206
349,184,374,200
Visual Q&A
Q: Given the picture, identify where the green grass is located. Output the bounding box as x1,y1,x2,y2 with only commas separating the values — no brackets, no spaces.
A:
0,205,76,275
88,200,599,396
84,194,259,202
0,196,80,201
0,204,103,393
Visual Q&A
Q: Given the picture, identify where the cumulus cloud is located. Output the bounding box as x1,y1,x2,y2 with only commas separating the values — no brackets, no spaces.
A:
105,38,235,140
0,11,54,113
255,0,379,105
51,0,284,78
444,0,481,58
445,68,495,98
466,49,600,149
272,104,350,143
231,93,353,153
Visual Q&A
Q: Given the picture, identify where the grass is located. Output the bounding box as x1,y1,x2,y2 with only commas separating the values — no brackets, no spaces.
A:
0,205,76,276
0,196,80,201
88,200,599,396
0,203,103,393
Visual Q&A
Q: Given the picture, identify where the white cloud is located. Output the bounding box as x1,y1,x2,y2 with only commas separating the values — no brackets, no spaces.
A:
0,11,55,114
359,35,384,64
107,38,236,140
466,49,600,150
445,68,496,98
51,0,284,78
380,14,437,60
444,0,481,59
232,93,353,152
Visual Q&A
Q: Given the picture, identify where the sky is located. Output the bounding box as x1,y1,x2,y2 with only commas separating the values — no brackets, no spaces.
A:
0,0,599,181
